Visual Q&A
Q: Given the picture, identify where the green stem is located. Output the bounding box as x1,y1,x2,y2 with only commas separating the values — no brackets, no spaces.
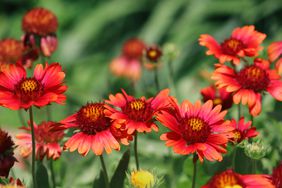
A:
192,154,198,188
252,159,257,174
232,147,237,170
99,155,109,188
167,60,177,97
46,105,52,121
134,134,140,170
154,68,160,91
251,115,254,127
50,160,56,188
238,104,241,121
29,107,37,188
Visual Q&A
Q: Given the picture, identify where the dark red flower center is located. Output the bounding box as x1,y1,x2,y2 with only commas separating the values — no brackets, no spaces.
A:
221,38,245,56
213,98,222,106
15,78,43,103
124,99,152,122
76,103,110,135
236,65,270,92
146,46,162,62
122,39,145,59
232,130,242,143
210,171,243,188
182,117,210,145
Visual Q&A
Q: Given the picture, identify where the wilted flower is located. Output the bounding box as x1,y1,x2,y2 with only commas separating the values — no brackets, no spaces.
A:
106,89,170,134
130,170,155,188
22,7,58,57
110,38,146,81
0,63,67,110
157,99,234,162
60,102,133,156
199,25,266,65
202,169,274,188
212,58,282,116
244,140,269,160
201,85,233,110
0,129,16,177
16,121,64,160
229,117,258,144
272,162,282,188
144,45,162,70
0,38,37,68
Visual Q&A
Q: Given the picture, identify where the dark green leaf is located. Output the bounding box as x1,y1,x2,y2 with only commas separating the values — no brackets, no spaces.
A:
36,161,50,188
92,170,105,188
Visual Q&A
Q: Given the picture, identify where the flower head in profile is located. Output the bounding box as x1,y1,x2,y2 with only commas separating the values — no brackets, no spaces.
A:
143,45,162,70
272,161,282,188
130,169,156,188
61,102,132,156
229,117,258,144
0,63,67,110
22,7,58,57
212,58,282,116
268,41,282,74
106,89,170,134
16,121,64,160
110,38,146,81
202,169,274,188
0,38,37,68
0,129,17,178
199,25,266,65
157,99,233,162
201,85,233,110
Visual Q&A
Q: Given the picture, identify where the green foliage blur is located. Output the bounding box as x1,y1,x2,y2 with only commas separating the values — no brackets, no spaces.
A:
0,0,282,187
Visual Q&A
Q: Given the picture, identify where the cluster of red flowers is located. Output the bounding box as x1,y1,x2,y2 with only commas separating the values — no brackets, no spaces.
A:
1,6,282,188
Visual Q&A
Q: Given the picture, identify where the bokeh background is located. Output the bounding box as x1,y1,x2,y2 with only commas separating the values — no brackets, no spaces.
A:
1,0,282,187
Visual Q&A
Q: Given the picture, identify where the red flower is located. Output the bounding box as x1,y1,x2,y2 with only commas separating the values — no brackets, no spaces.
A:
0,63,67,110
0,177,25,188
0,38,37,68
212,58,282,116
22,7,58,36
106,89,170,134
16,121,64,160
144,45,162,70
199,25,266,65
61,102,129,156
201,85,233,110
229,117,258,144
272,162,282,188
268,41,282,74
110,38,145,81
157,99,233,162
202,169,275,188
0,128,16,177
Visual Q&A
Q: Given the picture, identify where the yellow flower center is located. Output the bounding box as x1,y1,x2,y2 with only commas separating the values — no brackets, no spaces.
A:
224,185,242,188
129,100,146,111
233,131,241,143
213,98,222,105
20,79,38,93
131,170,155,188
187,118,204,131
148,50,157,58
227,39,241,51
81,104,104,122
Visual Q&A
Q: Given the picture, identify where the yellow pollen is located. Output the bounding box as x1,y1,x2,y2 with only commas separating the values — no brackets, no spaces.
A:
82,105,104,122
20,79,38,92
227,39,240,50
233,131,241,142
187,118,204,131
130,100,145,111
131,170,155,188
246,67,262,80
224,185,242,188
216,174,239,188
213,98,222,105
148,50,157,58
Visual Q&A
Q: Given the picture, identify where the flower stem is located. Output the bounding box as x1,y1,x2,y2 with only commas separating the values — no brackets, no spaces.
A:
238,104,241,120
232,146,237,170
99,155,109,188
50,160,56,188
252,159,257,174
134,134,140,170
154,68,160,91
192,154,198,188
29,107,37,188
46,105,52,121
167,60,177,97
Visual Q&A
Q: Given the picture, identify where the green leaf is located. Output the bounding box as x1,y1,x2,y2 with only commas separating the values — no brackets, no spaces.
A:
36,161,50,188
110,149,130,188
92,170,105,188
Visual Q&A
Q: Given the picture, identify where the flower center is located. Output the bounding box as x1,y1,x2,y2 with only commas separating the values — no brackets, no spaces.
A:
213,98,222,106
146,47,162,62
16,78,43,102
213,172,243,188
124,99,152,122
233,130,242,143
76,103,110,135
183,117,210,144
236,65,270,92
131,170,155,188
221,38,245,55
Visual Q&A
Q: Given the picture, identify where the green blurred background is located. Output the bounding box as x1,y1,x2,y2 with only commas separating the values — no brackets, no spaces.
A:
1,0,282,187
